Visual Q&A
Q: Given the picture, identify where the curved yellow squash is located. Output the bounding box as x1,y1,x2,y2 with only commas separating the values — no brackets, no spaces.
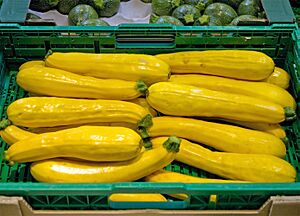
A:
156,50,274,80
217,119,287,140
45,52,170,85
147,117,286,158
147,82,294,123
145,170,245,183
30,122,138,134
30,136,180,183
0,123,137,145
0,124,33,145
145,169,246,200
19,60,45,70
0,122,131,143
17,66,147,100
172,137,296,182
109,194,167,202
0,122,137,138
3,119,286,156
127,98,157,117
264,67,290,89
7,97,152,128
5,126,142,164
169,74,296,110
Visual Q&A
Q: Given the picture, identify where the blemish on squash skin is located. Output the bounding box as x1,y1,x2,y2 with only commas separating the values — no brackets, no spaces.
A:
183,59,189,64
140,59,149,64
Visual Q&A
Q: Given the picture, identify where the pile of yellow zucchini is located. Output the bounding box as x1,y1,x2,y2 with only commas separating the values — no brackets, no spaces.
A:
0,50,297,202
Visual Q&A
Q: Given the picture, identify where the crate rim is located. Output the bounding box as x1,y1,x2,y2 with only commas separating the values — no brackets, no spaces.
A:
0,182,300,196
0,0,296,24
0,22,300,210
0,23,298,32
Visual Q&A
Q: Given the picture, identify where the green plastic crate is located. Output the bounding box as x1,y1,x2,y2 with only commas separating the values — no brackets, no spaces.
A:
0,24,300,211
0,0,296,25
0,0,30,23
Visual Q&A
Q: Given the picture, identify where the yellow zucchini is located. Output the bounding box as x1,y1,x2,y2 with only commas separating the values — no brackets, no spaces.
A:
30,136,180,183
3,119,286,157
127,98,157,117
145,170,245,183
45,52,170,85
169,74,296,110
0,121,137,144
146,117,286,158
216,119,287,140
156,50,274,80
30,122,137,134
146,82,295,123
264,67,290,89
145,169,246,200
5,126,142,164
17,66,147,100
19,60,45,70
170,137,296,182
109,194,167,202
0,122,33,145
7,97,152,128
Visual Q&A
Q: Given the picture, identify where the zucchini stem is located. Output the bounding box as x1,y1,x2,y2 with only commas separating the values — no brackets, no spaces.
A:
137,127,150,139
198,15,210,25
136,80,148,96
137,114,152,142
138,114,153,129
94,0,105,9
143,138,153,150
284,107,296,121
163,136,181,153
150,13,159,23
0,119,11,130
195,2,205,11
184,14,194,24
281,137,289,145
3,151,14,166
172,0,181,8
44,49,53,60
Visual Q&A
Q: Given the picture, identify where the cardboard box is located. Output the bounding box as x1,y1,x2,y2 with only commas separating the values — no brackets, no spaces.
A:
1,196,300,216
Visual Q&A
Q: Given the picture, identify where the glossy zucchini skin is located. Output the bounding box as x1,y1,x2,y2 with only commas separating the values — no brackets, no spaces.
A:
45,52,170,85
19,61,45,70
30,137,180,183
7,97,152,128
145,169,245,200
145,170,245,183
0,123,138,144
147,82,289,124
211,119,287,140
175,138,296,182
147,137,295,182
169,74,296,110
0,125,33,146
17,66,147,100
264,67,290,89
156,50,275,80
147,117,286,158
5,126,142,164
109,194,167,202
